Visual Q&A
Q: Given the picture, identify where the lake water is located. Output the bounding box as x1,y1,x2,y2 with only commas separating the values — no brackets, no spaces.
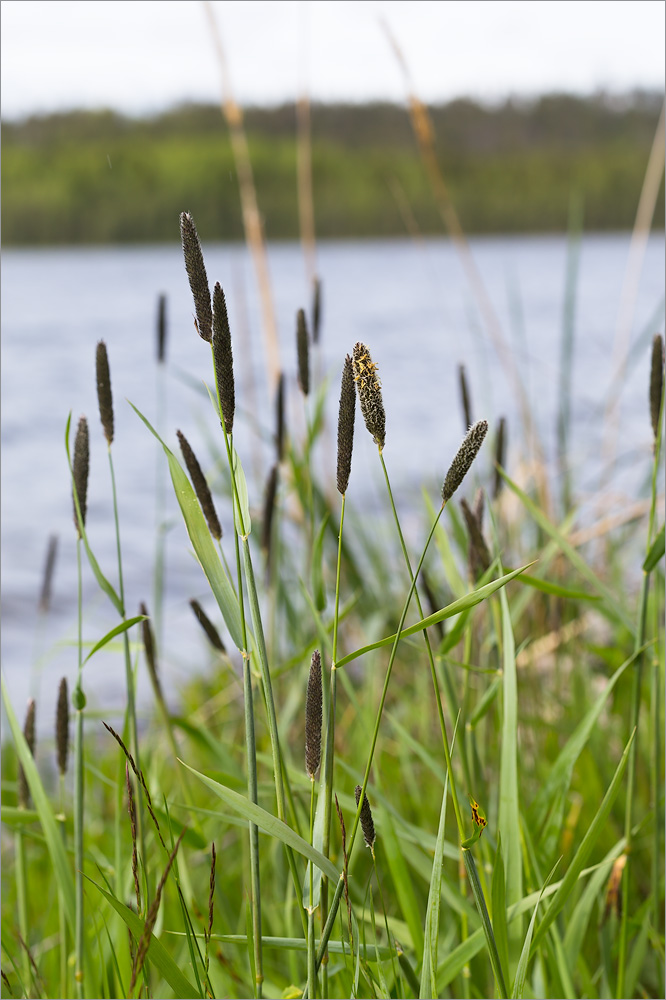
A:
2,234,664,732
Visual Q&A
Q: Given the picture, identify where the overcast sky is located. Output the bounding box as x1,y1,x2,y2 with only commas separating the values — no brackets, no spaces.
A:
1,0,664,119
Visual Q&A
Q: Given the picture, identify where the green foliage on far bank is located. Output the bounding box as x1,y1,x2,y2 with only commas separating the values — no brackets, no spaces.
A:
2,92,664,245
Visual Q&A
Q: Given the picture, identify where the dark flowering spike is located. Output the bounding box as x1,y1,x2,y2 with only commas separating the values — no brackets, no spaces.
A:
212,282,235,435
312,277,322,345
18,699,36,808
473,487,485,528
650,334,664,445
420,570,445,643
458,364,472,430
180,212,212,342
275,372,285,462
460,497,492,577
493,417,507,498
72,416,89,537
190,599,226,653
176,430,222,540
56,677,69,777
38,534,58,614
352,342,386,450
337,355,356,495
441,420,488,503
305,650,323,778
354,784,376,849
297,308,310,396
126,763,141,913
96,340,114,445
261,464,279,563
139,603,163,705
157,293,167,364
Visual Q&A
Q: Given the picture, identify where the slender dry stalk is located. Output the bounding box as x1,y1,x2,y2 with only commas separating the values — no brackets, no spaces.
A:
458,364,472,430
190,599,226,653
56,678,69,777
180,212,212,342
176,430,222,540
352,342,386,450
38,534,58,614
336,355,355,495
126,764,141,913
650,333,664,445
305,650,323,778
442,421,489,502
354,785,376,852
157,293,167,363
297,309,310,396
95,341,114,445
72,417,89,536
18,700,36,808
212,282,235,435
207,843,216,943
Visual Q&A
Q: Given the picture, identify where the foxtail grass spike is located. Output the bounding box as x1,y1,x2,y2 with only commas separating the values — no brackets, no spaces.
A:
441,420,488,503
139,603,163,704
473,487,485,527
179,212,212,342
493,417,507,498
157,293,167,363
650,333,664,445
212,282,235,435
312,278,322,345
354,785,376,849
261,464,279,561
460,497,492,577
458,364,472,430
18,699,36,808
305,650,323,778
190,599,226,653
297,308,310,396
352,342,386,450
176,430,222,540
72,416,89,537
95,340,114,445
337,355,356,494
56,678,69,777
275,372,285,462
38,534,58,614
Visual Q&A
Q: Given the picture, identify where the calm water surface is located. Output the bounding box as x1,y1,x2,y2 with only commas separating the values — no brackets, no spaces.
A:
2,234,664,730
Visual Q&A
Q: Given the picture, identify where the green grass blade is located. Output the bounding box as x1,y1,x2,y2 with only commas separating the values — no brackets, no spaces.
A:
491,835,511,991
231,443,251,536
129,401,244,649
463,848,509,998
379,806,424,959
643,523,664,572
419,735,453,999
498,586,523,931
517,574,601,602
562,840,626,967
335,564,532,670
180,761,340,883
498,466,634,630
531,729,635,951
511,862,559,999
83,875,200,998
2,676,75,934
82,616,146,665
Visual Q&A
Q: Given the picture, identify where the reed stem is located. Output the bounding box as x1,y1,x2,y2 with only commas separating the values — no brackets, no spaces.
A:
74,537,84,998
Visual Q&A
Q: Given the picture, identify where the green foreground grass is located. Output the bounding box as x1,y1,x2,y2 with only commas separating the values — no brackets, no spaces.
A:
1,218,664,1000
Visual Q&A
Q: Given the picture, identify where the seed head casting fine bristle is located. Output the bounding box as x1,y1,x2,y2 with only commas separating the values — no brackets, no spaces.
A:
176,431,222,541
441,420,488,503
297,309,310,396
650,333,664,446
354,785,376,850
96,341,114,445
56,677,69,776
337,355,356,494
180,212,212,342
305,650,322,778
352,342,385,450
72,416,89,537
212,282,235,435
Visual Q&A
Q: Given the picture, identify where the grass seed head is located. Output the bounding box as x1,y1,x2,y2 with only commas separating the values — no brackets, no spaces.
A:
56,677,69,777
458,363,472,430
139,603,163,703
352,342,386,450
493,417,507,498
305,650,323,778
297,308,310,396
176,430,222,540
337,354,356,494
190,599,226,653
18,699,36,808
179,211,212,342
460,497,492,577
212,282,235,434
72,416,89,537
157,293,167,363
441,419,488,503
275,372,285,462
312,277,322,344
38,534,58,615
95,340,114,445
261,464,279,563
354,784,376,849
650,333,664,446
